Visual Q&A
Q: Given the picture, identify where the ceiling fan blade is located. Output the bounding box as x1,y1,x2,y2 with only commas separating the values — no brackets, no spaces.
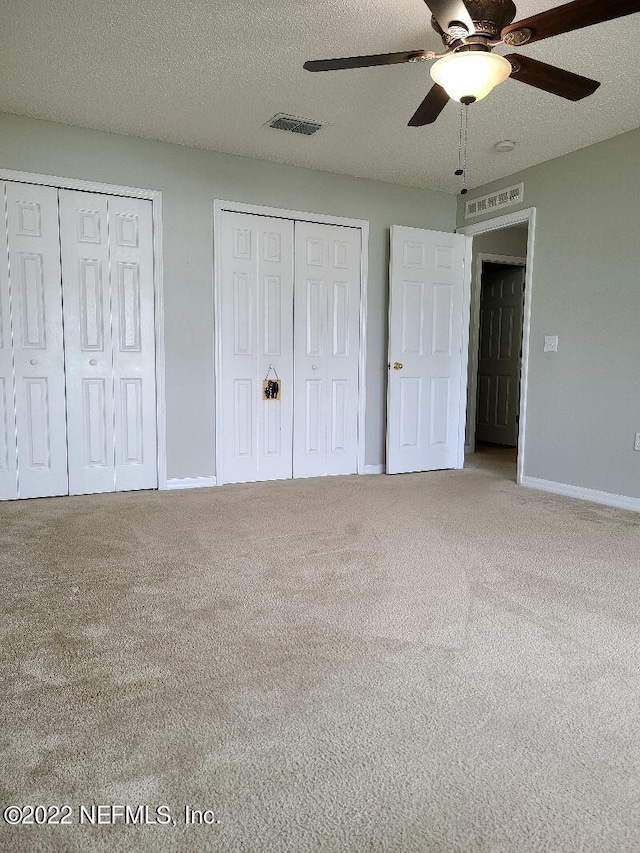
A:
424,0,476,35
408,84,450,126
502,0,640,45
304,50,429,72
506,54,600,101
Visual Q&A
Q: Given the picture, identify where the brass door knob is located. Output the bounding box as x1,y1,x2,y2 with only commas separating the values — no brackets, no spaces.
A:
393,362,403,370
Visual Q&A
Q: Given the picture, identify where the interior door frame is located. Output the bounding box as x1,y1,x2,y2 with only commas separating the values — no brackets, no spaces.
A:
0,167,167,490
213,199,369,485
458,207,537,486
465,252,526,456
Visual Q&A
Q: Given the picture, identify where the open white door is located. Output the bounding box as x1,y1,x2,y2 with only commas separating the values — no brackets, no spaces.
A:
386,226,469,475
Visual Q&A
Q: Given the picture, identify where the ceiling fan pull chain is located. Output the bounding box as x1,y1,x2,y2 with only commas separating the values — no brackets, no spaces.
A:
455,103,465,182
455,103,469,195
462,102,469,195
456,103,464,174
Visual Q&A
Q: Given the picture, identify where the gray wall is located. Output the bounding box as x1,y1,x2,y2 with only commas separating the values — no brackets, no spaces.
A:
458,128,640,499
471,227,528,259
0,112,455,478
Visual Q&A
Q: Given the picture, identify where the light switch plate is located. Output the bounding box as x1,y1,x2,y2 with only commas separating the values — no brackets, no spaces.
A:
544,335,559,353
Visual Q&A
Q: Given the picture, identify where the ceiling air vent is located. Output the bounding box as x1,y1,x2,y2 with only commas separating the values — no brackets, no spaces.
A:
267,114,324,136
465,183,524,219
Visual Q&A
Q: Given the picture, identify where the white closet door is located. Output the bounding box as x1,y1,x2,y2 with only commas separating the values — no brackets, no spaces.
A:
218,211,294,484
109,196,157,492
293,222,361,479
0,183,18,499
60,190,115,495
6,183,68,498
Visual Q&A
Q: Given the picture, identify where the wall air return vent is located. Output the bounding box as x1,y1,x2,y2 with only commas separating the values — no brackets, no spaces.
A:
267,114,324,136
465,183,524,219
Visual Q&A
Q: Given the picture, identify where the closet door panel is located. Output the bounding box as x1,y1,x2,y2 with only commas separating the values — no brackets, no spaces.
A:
60,190,115,495
293,222,361,478
7,183,68,498
109,196,157,491
219,212,259,484
0,183,18,499
218,212,294,485
256,217,294,481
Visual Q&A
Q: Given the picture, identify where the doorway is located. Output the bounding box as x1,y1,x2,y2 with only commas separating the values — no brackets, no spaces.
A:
459,209,536,485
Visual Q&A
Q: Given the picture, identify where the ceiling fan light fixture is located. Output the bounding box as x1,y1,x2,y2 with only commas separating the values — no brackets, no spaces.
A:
430,52,512,104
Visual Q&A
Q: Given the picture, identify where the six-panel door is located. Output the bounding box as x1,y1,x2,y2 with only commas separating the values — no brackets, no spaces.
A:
386,226,467,475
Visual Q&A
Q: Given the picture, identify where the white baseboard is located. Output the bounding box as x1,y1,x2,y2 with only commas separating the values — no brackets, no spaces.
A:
166,476,217,491
521,476,640,513
364,464,385,475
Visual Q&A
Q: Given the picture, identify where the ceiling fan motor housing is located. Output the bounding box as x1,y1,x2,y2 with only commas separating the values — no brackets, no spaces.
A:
432,0,517,47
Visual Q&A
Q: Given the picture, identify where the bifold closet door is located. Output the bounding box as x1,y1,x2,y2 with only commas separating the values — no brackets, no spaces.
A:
110,196,157,492
60,190,157,494
0,183,18,499
6,183,69,498
293,222,361,478
60,191,114,494
218,211,294,484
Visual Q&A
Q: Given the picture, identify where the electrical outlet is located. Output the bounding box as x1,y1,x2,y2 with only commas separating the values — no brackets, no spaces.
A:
544,336,558,353
635,432,640,452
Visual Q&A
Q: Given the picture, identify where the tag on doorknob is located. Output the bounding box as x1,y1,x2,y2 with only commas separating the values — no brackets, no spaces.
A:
262,365,281,401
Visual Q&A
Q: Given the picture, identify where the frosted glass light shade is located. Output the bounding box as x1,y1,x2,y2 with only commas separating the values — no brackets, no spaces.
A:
430,52,512,103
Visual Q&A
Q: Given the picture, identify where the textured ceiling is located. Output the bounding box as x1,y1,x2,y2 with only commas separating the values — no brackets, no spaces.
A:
1,0,639,192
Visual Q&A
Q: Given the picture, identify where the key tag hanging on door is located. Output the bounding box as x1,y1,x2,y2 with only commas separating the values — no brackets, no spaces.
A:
262,365,281,401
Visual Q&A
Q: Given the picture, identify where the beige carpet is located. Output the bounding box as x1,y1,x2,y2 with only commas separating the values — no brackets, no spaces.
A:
1,449,639,852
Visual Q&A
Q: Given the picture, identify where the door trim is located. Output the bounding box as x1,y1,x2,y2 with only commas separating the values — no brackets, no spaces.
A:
465,252,526,456
458,207,537,487
213,199,369,484
0,168,167,490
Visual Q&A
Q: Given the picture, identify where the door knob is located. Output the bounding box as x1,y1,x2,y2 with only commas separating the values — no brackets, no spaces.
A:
393,362,403,370
29,358,38,365
312,365,318,370
89,359,97,366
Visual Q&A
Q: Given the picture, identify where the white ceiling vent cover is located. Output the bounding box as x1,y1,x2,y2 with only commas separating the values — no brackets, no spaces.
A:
465,183,524,219
267,114,324,136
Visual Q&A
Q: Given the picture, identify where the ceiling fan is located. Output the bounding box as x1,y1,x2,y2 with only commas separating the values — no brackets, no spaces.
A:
303,0,640,125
